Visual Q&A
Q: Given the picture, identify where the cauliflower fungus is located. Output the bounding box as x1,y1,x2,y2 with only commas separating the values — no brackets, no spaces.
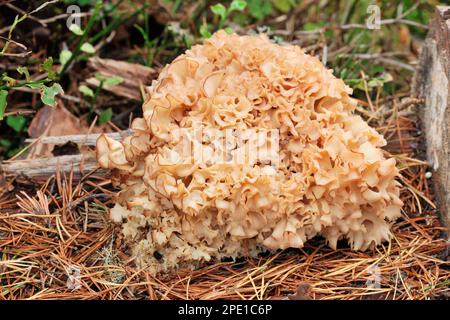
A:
97,31,403,272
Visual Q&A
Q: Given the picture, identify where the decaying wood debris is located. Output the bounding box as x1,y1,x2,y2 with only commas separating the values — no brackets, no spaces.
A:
0,131,131,180
25,130,132,146
86,57,156,101
0,154,100,180
413,5,450,237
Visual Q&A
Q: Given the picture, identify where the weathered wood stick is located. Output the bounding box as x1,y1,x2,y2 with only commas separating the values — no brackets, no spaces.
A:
0,154,106,181
1,130,132,180
24,130,132,146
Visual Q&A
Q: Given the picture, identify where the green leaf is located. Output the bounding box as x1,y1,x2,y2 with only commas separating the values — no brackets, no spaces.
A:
94,73,107,82
26,82,43,89
69,23,84,36
199,25,212,38
59,49,72,68
211,3,227,20
271,0,294,13
103,76,124,87
17,66,30,81
345,79,365,91
368,73,393,88
77,0,94,6
272,35,283,44
40,83,64,107
94,73,123,87
0,139,12,148
248,0,272,20
80,42,95,54
224,27,234,34
41,57,56,80
303,21,325,31
232,12,249,26
79,84,94,98
1,74,16,87
324,29,334,38
0,90,7,120
230,0,247,12
99,107,112,125
6,115,26,132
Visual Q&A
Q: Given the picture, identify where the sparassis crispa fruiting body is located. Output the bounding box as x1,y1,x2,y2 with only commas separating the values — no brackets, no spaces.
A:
97,31,403,272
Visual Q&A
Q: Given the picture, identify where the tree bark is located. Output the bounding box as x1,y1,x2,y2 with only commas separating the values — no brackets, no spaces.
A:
413,6,450,237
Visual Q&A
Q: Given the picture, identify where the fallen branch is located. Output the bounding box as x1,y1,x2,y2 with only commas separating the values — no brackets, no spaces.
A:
25,130,132,146
1,130,133,180
0,154,106,181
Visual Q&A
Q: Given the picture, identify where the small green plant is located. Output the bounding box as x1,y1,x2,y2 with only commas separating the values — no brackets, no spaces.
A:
211,0,247,28
79,73,123,125
0,58,64,120
135,24,159,66
345,71,393,94
6,115,27,133
59,0,103,76
1,114,29,158
0,9,65,120
201,0,248,38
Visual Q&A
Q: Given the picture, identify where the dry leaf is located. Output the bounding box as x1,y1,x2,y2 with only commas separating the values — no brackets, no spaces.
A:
27,100,93,158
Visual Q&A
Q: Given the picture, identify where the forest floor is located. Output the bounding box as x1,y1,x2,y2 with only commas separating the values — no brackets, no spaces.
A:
0,0,449,299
